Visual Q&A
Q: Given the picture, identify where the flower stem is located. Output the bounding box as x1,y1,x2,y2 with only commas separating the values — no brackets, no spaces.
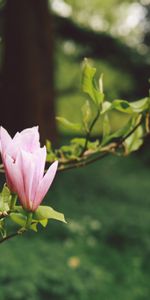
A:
10,194,17,210
25,212,33,229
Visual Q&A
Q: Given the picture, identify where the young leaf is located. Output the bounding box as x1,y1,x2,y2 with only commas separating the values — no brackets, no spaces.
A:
82,59,104,105
33,206,66,223
129,97,150,113
102,114,111,137
9,212,39,232
112,97,150,114
46,140,57,163
101,117,133,146
112,100,133,113
56,117,82,133
39,219,48,227
101,101,112,114
124,125,144,154
58,142,83,159
46,139,52,152
145,112,150,133
70,138,99,152
30,222,38,232
9,212,27,227
99,73,104,94
0,184,12,212
71,138,86,147
82,100,92,131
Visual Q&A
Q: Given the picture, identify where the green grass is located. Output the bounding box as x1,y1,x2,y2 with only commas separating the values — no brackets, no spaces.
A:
0,153,150,299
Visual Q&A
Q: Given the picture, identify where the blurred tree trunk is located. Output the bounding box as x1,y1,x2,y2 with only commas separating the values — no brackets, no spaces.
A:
0,0,57,144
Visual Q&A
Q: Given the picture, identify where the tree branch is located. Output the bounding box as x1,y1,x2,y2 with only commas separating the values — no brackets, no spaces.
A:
0,231,20,244
0,116,145,174
58,118,144,172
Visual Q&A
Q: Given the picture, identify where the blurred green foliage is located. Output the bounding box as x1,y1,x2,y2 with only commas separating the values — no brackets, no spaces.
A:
0,154,150,299
52,0,150,135
51,0,146,47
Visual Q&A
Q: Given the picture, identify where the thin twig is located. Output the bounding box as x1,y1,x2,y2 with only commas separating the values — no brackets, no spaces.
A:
80,108,100,155
0,232,19,244
58,152,109,172
118,118,143,146
0,115,145,175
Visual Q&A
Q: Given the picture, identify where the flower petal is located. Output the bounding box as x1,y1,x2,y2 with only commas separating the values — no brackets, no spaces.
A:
30,146,47,202
5,153,26,200
33,161,58,211
20,150,35,210
0,126,12,157
13,126,40,153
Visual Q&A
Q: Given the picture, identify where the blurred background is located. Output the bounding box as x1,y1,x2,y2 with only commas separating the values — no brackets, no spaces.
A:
0,0,150,299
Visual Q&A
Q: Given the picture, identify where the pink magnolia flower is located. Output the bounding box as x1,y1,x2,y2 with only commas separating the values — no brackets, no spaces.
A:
5,148,58,211
0,127,58,211
0,126,40,192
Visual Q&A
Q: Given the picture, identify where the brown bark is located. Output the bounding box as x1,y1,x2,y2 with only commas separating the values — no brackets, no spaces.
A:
0,0,57,144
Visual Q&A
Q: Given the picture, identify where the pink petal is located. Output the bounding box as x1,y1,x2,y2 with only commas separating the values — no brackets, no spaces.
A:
30,146,47,202
0,127,12,157
13,126,40,152
20,126,39,137
33,161,58,211
6,139,20,161
5,154,26,201
20,150,35,210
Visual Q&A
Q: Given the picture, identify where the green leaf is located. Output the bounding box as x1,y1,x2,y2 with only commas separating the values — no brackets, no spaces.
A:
39,219,48,227
33,206,66,223
101,101,112,114
46,140,57,163
56,117,82,133
99,73,104,94
9,212,40,232
46,152,57,163
60,144,76,152
1,185,11,203
82,100,92,131
0,184,12,212
82,59,104,105
46,139,52,152
10,212,27,227
129,97,150,113
101,117,133,146
124,125,144,154
101,97,150,116
87,140,100,150
71,138,99,151
71,138,86,147
112,97,150,114
112,100,133,113
102,114,111,137
30,222,38,232
58,142,83,159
